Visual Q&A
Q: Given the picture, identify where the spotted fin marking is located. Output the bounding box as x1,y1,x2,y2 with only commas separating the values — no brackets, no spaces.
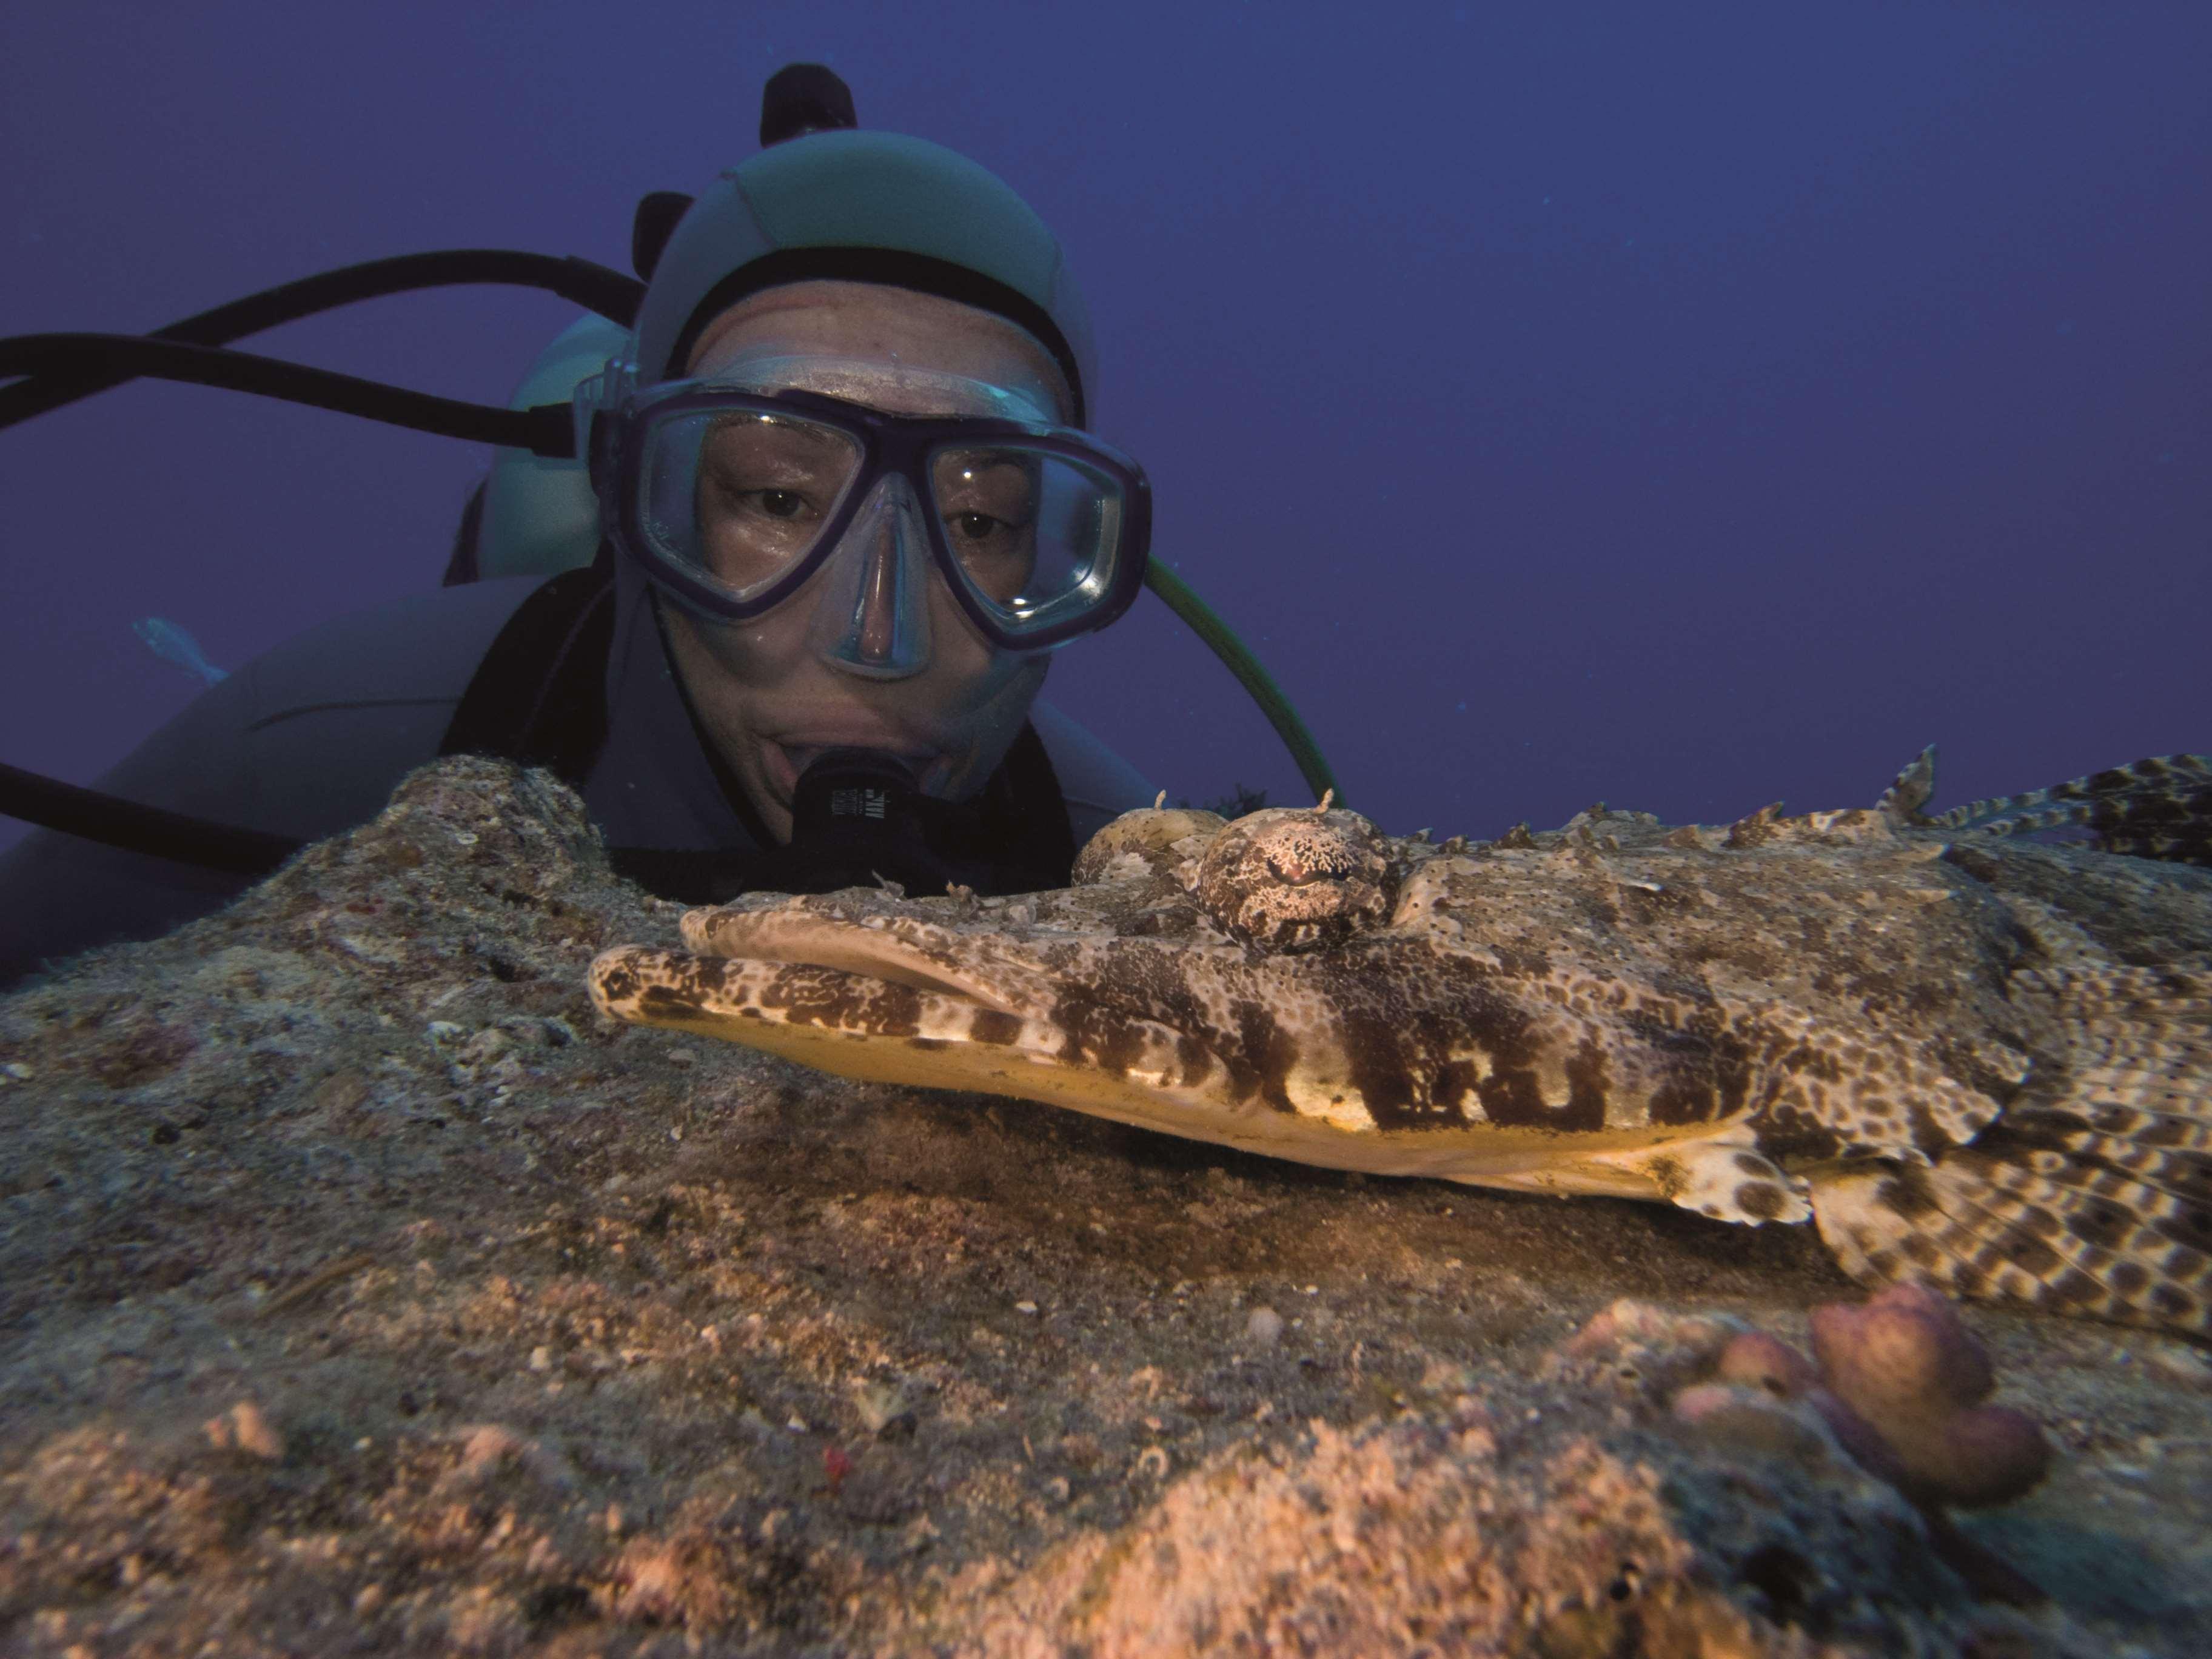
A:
1929,753,2212,867
1809,960,2212,1335
1592,1137,1812,1225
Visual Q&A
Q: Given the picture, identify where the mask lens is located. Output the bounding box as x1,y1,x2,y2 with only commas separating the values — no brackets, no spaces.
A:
637,406,863,602
931,444,1129,638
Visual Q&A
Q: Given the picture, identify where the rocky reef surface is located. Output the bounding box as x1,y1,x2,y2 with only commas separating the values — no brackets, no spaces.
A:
2,757,2208,1657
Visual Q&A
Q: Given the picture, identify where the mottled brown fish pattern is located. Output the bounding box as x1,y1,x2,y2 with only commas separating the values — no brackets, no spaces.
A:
591,751,2212,1338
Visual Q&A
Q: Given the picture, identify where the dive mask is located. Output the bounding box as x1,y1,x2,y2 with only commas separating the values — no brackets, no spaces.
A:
580,356,1153,652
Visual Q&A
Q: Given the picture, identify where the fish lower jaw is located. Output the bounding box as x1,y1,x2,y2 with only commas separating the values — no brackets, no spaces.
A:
588,947,1801,1224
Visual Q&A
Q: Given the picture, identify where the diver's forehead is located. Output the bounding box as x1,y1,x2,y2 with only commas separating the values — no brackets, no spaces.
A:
683,280,1070,423
697,351,1060,424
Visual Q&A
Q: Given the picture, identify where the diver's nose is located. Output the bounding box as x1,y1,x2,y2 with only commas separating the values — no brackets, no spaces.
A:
809,474,933,679
851,527,905,666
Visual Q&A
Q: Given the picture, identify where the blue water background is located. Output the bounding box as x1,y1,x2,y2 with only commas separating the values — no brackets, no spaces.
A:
2,1,2206,854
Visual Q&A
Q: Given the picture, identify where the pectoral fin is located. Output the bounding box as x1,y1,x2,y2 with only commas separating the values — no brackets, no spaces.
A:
1589,1137,1812,1225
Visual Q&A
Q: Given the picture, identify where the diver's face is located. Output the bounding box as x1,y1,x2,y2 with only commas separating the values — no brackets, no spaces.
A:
662,280,1075,845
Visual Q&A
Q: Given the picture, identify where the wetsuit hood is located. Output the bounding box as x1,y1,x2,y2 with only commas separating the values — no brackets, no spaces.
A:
629,128,1097,427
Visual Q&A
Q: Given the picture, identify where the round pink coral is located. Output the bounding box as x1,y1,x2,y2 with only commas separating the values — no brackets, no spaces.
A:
1715,1330,1819,1398
1811,1281,1994,1418
1808,1281,2048,1509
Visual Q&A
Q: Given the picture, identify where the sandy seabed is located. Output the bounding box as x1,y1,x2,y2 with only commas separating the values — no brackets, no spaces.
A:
2,758,2208,1657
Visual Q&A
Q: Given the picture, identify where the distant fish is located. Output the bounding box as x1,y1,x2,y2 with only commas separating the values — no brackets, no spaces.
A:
133,617,228,686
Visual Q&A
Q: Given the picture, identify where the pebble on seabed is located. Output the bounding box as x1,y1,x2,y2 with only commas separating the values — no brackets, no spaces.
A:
1246,1307,1284,1347
203,1401,284,1461
2144,1342,2212,1387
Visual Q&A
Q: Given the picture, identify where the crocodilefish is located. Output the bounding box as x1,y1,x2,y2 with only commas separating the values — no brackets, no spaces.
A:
589,749,2212,1338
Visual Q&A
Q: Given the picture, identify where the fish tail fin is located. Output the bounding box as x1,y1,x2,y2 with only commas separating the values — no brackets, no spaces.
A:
1929,752,2212,867
1810,959,2212,1338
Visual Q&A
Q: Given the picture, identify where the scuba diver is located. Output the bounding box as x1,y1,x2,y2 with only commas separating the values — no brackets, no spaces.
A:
0,65,1335,988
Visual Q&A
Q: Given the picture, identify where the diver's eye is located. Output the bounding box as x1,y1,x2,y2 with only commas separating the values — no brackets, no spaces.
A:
939,494,1036,601
756,489,805,520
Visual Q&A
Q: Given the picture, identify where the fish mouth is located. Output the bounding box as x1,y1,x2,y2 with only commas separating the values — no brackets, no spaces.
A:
675,905,1031,1008
585,911,1712,1192
588,915,1241,1140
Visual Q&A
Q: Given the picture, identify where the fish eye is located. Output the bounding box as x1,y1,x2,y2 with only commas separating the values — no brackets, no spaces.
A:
1193,808,1397,951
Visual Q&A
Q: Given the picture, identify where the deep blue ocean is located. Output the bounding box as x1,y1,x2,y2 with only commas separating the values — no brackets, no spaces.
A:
3,1,2206,853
